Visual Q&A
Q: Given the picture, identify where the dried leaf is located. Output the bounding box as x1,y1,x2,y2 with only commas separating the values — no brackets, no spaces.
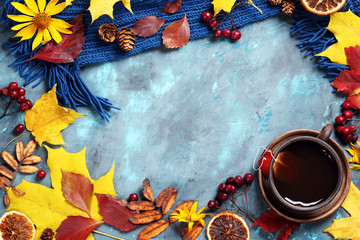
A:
161,0,182,14
131,17,166,38
1,151,18,171
155,187,175,207
137,220,169,240
23,140,36,158
128,201,155,211
88,0,132,23
19,165,39,174
61,170,94,217
22,155,42,165
130,210,162,224
4,192,9,207
55,216,103,240
0,166,14,179
162,14,190,49
96,194,139,231
11,186,25,196
29,14,85,64
142,178,154,202
16,141,24,162
181,221,204,240
170,200,194,223
0,182,5,191
162,189,178,214
0,176,11,187
277,222,300,240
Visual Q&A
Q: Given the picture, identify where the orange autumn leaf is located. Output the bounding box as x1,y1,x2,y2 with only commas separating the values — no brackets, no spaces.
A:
162,14,190,48
25,85,84,146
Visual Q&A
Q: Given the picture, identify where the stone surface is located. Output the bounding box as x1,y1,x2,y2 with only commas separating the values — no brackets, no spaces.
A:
0,14,358,240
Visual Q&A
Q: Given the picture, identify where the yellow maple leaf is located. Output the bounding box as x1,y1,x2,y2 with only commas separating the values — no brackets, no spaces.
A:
346,141,360,170
7,146,116,240
88,0,133,23
212,0,236,16
66,0,74,5
325,182,360,239
316,10,360,65
24,85,83,146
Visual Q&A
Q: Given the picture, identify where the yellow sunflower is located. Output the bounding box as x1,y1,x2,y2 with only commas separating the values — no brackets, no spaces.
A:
8,0,72,51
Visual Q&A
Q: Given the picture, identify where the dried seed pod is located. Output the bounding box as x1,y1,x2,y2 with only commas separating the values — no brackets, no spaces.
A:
129,210,162,224
142,178,154,202
155,187,175,207
1,151,18,170
19,165,39,174
182,221,204,240
99,23,117,42
137,220,169,240
0,176,11,187
127,201,155,211
22,156,42,165
4,192,10,207
11,186,25,196
282,0,295,16
162,189,178,214
16,141,24,162
269,0,283,5
117,27,136,52
0,166,14,179
23,140,36,158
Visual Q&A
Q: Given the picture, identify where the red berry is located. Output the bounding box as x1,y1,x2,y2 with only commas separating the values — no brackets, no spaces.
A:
19,102,28,111
352,133,358,143
15,124,25,133
9,90,18,99
1,87,9,96
17,88,26,96
207,200,220,209
342,126,351,136
335,115,345,125
37,170,46,179
129,193,139,202
226,177,235,184
222,28,231,38
349,124,357,132
234,175,243,187
209,19,218,28
336,125,345,135
17,95,26,104
218,183,226,192
243,173,254,185
342,101,352,110
213,29,222,38
225,184,236,194
201,11,212,21
343,110,353,119
231,30,241,40
25,99,33,109
342,134,352,144
8,82,18,91
216,192,228,202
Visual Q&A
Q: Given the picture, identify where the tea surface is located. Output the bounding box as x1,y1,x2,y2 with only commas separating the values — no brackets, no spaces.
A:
273,140,338,206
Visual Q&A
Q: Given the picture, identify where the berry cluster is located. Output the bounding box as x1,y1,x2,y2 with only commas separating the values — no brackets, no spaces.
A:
207,173,254,210
334,101,358,144
201,11,241,40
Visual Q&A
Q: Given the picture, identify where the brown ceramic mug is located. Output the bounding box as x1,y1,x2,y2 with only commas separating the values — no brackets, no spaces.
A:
258,124,351,223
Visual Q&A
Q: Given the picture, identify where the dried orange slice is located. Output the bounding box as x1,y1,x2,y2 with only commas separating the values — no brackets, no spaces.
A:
206,212,250,240
300,0,346,16
0,211,35,240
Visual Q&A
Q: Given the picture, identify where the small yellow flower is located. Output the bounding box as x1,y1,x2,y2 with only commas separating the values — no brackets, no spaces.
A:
170,202,211,232
8,0,72,50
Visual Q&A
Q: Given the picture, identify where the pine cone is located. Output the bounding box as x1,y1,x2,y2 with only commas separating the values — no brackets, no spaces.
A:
117,28,136,52
40,228,54,240
269,0,283,5
99,23,117,42
282,0,295,16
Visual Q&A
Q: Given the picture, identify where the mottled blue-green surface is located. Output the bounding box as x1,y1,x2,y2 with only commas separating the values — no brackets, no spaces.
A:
0,14,358,239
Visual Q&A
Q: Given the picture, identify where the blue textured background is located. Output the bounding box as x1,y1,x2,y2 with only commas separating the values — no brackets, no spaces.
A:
0,12,359,240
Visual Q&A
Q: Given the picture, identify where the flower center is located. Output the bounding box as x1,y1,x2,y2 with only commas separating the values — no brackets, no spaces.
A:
32,12,51,30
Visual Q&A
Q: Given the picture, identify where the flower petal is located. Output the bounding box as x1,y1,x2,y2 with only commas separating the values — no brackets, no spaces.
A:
47,2,66,15
38,0,46,12
196,207,207,215
24,0,39,13
52,21,72,34
7,14,32,23
188,222,194,232
44,0,59,13
43,28,52,43
11,2,36,16
200,219,205,226
190,202,198,215
11,22,32,31
51,18,73,28
32,30,43,50
48,25,62,43
14,24,36,40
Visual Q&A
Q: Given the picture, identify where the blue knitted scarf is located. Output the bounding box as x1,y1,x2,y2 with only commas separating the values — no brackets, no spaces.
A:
0,0,280,120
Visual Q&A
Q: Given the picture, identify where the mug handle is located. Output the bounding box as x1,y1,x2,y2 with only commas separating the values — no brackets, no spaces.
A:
317,124,334,142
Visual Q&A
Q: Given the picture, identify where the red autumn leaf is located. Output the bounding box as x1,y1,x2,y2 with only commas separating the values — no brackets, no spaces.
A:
28,14,85,63
346,94,360,109
55,216,103,240
162,14,190,49
277,222,300,240
61,170,94,217
161,0,182,14
131,16,166,38
346,45,360,73
253,209,290,232
96,193,139,231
